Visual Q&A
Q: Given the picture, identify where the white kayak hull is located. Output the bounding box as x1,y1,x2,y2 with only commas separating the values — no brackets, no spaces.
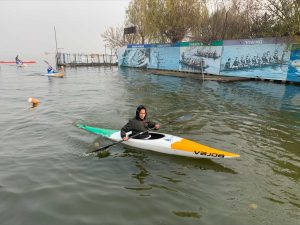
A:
77,124,240,159
41,72,64,77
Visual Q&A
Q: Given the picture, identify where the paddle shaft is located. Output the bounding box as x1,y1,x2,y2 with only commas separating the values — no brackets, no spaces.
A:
44,60,54,69
90,127,156,153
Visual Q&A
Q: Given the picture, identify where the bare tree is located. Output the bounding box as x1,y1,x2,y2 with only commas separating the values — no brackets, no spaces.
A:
262,0,300,36
104,0,300,47
101,26,140,54
190,0,300,42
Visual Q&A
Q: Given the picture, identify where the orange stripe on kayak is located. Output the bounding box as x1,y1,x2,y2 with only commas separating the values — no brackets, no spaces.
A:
171,138,240,158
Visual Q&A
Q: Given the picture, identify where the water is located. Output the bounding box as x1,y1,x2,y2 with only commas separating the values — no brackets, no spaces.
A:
0,64,299,225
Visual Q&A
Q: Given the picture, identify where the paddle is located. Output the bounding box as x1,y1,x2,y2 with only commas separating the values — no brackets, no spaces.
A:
90,129,153,153
89,113,192,154
44,60,53,69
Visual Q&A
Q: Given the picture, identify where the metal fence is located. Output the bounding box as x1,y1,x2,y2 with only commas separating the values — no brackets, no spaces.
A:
57,53,117,67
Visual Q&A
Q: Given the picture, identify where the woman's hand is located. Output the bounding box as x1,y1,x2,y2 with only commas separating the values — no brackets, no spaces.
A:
123,136,129,141
155,124,160,129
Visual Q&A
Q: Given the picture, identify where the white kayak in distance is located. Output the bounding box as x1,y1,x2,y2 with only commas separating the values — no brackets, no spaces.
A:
77,124,240,159
41,72,64,78
42,73,64,78
41,66,65,78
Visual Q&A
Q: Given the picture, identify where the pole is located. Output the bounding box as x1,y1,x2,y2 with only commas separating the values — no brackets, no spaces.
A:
105,44,107,64
110,48,112,64
54,26,59,66
201,58,204,82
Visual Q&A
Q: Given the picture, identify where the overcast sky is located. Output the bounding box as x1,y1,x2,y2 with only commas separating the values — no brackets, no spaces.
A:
0,0,130,60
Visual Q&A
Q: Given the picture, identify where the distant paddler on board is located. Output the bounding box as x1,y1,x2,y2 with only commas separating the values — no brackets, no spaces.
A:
15,55,26,67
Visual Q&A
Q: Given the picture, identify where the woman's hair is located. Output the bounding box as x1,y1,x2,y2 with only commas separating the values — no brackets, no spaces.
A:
135,105,147,119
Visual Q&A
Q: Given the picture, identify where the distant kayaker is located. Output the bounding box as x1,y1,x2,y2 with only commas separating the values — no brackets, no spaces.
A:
47,65,57,74
15,55,23,65
121,105,160,141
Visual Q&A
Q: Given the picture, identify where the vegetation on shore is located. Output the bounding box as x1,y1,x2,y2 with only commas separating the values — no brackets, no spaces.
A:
102,0,300,53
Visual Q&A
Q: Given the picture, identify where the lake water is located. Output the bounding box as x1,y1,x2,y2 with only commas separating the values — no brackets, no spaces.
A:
0,64,299,225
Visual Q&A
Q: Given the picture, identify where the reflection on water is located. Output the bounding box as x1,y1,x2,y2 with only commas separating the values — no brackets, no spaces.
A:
132,163,150,185
173,211,201,219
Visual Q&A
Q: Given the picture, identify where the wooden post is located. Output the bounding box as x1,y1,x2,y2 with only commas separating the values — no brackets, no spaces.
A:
54,26,59,66
110,48,112,65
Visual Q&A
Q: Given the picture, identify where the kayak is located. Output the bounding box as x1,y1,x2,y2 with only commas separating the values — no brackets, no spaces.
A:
41,72,64,78
77,124,240,159
0,61,36,64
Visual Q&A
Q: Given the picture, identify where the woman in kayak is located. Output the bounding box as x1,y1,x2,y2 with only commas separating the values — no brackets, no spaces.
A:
121,105,160,141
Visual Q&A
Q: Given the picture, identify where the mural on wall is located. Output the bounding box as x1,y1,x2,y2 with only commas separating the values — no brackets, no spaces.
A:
220,38,291,80
179,43,222,74
119,47,150,68
117,38,300,83
117,46,126,64
287,44,300,82
148,44,180,70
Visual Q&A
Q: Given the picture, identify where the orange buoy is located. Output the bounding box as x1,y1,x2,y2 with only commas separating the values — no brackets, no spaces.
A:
28,97,39,104
28,97,40,107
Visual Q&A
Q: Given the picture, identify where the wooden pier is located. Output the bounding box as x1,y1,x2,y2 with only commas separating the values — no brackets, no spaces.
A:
143,69,252,83
56,53,117,67
141,69,300,85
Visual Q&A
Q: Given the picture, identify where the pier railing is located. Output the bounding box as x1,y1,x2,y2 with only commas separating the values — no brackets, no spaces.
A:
56,53,117,67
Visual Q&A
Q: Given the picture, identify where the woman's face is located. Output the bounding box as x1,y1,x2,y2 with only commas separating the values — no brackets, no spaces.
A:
139,109,146,120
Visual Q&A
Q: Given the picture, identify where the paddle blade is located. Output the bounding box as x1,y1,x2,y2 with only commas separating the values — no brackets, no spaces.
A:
97,150,110,158
90,145,111,153
89,139,124,153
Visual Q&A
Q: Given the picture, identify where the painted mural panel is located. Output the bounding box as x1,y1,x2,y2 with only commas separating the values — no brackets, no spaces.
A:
179,45,222,75
118,47,150,68
148,46,180,70
287,44,300,82
117,39,300,83
220,39,290,80
117,46,126,66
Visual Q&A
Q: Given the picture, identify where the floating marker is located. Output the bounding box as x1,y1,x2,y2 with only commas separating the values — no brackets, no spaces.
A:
28,97,40,107
249,203,258,209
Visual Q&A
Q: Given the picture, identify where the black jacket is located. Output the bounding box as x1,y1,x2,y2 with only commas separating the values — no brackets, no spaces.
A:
121,117,157,139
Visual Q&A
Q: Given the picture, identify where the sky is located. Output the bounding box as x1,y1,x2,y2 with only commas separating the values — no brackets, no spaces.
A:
0,0,130,60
